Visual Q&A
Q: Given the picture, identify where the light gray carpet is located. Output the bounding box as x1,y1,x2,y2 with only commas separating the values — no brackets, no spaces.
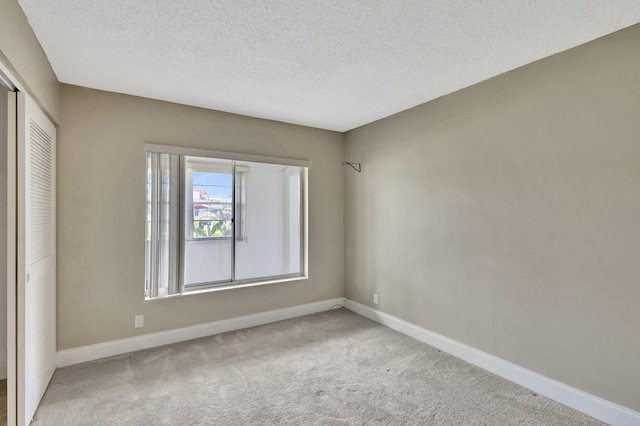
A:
32,308,604,425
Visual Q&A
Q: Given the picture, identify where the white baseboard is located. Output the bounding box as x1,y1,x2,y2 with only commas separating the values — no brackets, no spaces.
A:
0,362,6,380
57,297,345,368
343,299,639,426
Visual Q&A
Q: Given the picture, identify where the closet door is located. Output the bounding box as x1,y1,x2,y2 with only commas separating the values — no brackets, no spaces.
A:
17,92,56,425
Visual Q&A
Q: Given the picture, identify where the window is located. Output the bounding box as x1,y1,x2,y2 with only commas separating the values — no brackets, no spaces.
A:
145,145,308,299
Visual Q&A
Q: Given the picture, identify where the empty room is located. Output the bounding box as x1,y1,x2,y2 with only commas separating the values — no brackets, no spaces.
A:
1,1,639,425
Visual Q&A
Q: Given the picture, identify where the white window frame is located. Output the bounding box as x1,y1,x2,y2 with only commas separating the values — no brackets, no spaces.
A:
145,143,309,299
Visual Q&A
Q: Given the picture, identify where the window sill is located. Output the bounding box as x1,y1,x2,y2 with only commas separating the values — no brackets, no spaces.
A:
185,236,232,242
145,275,308,301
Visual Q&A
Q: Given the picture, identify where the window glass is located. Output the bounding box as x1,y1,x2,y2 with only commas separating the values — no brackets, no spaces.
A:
192,171,232,238
234,161,303,280
183,157,233,286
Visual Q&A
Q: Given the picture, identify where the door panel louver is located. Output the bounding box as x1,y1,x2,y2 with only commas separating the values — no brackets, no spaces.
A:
29,119,53,264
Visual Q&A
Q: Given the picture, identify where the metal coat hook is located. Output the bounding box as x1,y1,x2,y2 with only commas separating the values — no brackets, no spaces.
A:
342,162,361,172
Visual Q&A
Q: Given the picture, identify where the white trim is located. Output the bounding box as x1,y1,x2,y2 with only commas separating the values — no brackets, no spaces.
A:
0,59,22,92
0,70,15,90
144,143,310,168
57,298,345,368
343,299,640,426
6,89,17,426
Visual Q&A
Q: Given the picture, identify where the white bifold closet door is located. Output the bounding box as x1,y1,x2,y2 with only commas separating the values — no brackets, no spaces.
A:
17,92,57,425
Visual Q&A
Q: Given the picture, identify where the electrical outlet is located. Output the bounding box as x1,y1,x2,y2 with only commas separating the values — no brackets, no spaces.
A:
134,315,144,328
373,293,379,305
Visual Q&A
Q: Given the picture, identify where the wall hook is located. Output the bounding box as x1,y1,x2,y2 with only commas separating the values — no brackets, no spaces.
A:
342,162,361,172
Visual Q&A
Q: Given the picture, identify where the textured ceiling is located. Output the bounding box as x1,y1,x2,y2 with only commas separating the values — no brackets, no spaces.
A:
18,1,640,131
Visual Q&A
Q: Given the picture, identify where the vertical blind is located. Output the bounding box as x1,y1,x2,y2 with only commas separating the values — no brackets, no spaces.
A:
146,152,181,298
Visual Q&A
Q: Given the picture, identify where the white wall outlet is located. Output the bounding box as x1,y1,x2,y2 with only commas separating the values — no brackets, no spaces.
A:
373,293,379,305
134,315,144,328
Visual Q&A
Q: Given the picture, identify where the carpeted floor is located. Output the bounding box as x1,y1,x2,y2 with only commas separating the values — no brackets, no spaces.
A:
32,308,603,425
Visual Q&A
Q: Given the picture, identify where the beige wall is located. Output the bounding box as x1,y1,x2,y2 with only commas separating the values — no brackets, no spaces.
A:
58,84,344,350
0,0,60,122
344,24,640,411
